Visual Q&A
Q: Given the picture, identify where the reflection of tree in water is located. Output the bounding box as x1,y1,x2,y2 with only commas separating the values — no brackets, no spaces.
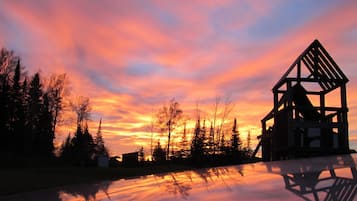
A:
195,167,240,192
161,166,244,199
165,173,192,200
58,180,113,201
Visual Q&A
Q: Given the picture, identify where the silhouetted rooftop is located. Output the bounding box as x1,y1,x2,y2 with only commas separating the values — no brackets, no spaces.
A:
274,39,349,92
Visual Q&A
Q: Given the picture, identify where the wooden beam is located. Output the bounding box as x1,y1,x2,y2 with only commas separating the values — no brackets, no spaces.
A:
317,45,349,82
294,121,341,128
305,52,332,89
316,48,340,80
302,55,329,90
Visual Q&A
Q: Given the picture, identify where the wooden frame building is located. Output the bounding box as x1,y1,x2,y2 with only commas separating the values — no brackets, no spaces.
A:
260,40,349,161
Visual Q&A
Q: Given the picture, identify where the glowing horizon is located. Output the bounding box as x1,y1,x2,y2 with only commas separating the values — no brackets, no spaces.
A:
1,1,357,156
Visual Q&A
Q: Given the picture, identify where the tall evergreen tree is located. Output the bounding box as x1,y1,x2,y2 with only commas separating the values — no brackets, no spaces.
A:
37,93,55,157
83,124,95,161
10,60,26,154
138,146,145,162
230,118,241,153
230,118,242,162
208,122,215,155
94,118,108,156
71,124,95,166
152,141,166,162
220,132,226,153
60,134,74,162
0,49,16,154
27,73,43,155
191,119,205,160
179,122,189,158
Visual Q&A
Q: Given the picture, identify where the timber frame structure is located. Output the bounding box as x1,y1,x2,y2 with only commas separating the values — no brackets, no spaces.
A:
257,40,349,161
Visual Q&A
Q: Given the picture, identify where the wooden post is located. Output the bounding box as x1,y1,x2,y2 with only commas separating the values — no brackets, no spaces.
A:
297,60,301,84
287,81,294,151
272,90,279,160
320,92,326,148
340,84,349,151
261,120,268,161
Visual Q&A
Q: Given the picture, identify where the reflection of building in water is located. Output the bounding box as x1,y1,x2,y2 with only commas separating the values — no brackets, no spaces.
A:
265,155,357,201
256,40,350,161
283,167,357,201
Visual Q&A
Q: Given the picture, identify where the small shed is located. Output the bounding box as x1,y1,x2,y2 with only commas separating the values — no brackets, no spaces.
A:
122,152,139,167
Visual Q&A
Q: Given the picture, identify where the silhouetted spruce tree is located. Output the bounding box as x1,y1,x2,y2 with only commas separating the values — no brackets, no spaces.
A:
10,60,26,154
71,124,95,166
230,118,242,160
152,141,166,162
207,122,215,155
191,119,205,161
27,73,43,156
179,122,189,158
67,96,95,166
37,93,55,158
138,146,145,162
246,131,252,154
0,48,16,154
71,125,84,165
83,124,95,161
94,118,108,157
220,132,227,154
60,134,74,162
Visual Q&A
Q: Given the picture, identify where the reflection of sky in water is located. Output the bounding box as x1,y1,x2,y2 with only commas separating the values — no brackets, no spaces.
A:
3,154,357,201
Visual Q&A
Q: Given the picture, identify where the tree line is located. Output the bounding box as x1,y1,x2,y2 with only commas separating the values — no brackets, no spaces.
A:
0,48,108,166
1,47,253,167
150,98,254,165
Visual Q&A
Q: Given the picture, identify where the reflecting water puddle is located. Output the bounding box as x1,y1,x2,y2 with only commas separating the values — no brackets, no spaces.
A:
3,154,357,201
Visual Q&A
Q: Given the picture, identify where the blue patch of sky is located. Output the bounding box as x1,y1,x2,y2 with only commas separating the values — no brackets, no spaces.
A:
209,2,267,44
222,74,274,95
139,1,179,28
153,10,179,28
125,61,197,80
0,10,32,53
84,68,130,94
229,1,338,41
210,2,250,34
210,0,338,41
125,62,162,77
344,27,357,42
74,45,86,61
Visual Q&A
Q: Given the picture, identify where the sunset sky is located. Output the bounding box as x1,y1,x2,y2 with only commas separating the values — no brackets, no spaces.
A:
1,0,357,156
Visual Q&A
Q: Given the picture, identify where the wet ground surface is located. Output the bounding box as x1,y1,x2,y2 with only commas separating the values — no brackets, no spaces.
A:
2,154,357,201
